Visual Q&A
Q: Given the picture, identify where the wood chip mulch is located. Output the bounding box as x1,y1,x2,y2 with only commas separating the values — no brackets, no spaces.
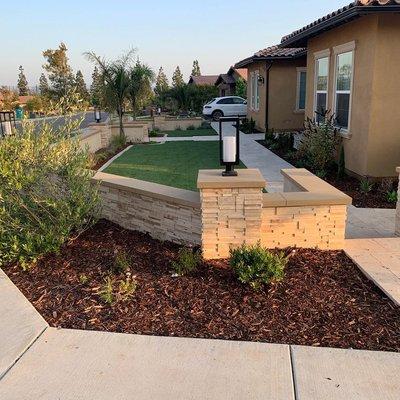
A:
4,220,400,352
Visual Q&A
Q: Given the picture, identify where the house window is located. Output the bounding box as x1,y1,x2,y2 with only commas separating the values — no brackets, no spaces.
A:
250,71,259,111
296,68,307,111
314,56,329,122
333,50,354,131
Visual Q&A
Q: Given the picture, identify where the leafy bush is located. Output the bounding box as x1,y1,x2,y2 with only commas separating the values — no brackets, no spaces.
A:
0,115,99,269
359,177,374,194
112,251,131,274
337,145,346,179
200,120,211,129
300,113,340,174
275,132,294,153
387,190,398,203
239,118,256,134
264,130,276,147
186,125,195,131
110,133,127,152
99,273,138,304
171,247,201,276
230,243,287,291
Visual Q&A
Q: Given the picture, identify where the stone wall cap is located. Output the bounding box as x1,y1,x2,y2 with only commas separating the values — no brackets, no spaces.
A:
396,167,400,173
93,172,200,208
279,168,352,206
263,193,287,207
197,169,266,189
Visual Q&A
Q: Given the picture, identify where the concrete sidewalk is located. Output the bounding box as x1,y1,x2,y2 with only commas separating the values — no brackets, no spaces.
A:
1,267,399,399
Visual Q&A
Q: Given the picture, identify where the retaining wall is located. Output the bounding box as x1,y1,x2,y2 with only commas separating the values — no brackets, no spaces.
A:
93,172,201,246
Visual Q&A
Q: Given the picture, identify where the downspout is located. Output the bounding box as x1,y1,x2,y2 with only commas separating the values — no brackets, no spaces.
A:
264,61,273,132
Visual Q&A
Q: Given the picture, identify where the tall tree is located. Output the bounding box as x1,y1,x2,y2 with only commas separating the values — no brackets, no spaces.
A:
38,73,49,96
17,66,29,96
90,66,103,106
75,70,89,101
154,66,169,96
0,87,19,111
42,42,75,99
128,60,154,116
191,60,201,76
172,66,184,88
85,50,134,138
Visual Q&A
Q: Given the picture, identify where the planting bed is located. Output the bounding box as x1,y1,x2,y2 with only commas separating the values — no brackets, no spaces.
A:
4,220,400,352
258,140,398,209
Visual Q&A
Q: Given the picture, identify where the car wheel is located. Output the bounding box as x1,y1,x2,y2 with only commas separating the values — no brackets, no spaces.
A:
212,110,223,121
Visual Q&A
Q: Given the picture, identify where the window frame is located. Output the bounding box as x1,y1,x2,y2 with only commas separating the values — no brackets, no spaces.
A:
250,70,260,112
295,67,307,112
332,41,356,135
313,50,330,121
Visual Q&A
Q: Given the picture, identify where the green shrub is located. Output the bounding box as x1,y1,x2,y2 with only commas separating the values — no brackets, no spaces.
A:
360,177,374,194
200,121,211,129
264,130,276,147
239,118,256,134
387,190,398,203
275,132,294,152
176,126,182,131
0,115,99,269
337,145,346,180
300,113,340,174
99,274,138,304
171,247,201,276
186,125,195,130
110,133,127,152
99,276,115,304
112,251,131,274
230,243,287,291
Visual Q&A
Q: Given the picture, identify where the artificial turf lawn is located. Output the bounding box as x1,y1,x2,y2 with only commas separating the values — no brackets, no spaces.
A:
165,128,217,137
104,141,246,191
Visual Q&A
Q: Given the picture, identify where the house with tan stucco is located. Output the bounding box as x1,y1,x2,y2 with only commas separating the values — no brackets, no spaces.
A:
283,0,400,179
235,46,307,133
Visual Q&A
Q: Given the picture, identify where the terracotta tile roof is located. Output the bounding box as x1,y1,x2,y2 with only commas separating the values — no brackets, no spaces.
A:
234,68,248,80
235,45,307,68
188,75,219,86
281,0,400,47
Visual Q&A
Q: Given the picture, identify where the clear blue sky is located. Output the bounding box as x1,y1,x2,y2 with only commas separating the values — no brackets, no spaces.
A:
1,0,351,88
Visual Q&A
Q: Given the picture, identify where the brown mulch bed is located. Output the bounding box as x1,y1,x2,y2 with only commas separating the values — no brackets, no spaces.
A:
4,220,400,352
92,144,132,170
257,140,397,209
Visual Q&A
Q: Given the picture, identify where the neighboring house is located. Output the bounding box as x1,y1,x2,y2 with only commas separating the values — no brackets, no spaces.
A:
280,0,400,178
235,46,307,132
0,93,34,110
215,67,248,97
188,75,219,86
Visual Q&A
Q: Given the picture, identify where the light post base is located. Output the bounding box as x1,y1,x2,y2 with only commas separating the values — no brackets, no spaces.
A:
222,164,238,177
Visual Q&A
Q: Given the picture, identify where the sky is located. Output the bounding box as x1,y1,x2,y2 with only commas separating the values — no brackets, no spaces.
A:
1,0,352,88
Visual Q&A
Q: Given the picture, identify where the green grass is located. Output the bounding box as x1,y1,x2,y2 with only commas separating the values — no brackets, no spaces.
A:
166,128,217,137
104,141,246,191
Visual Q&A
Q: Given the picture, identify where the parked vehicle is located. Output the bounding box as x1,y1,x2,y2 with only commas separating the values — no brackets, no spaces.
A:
202,96,247,121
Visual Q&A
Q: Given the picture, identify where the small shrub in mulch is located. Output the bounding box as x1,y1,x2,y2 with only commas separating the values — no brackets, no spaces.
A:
4,220,400,352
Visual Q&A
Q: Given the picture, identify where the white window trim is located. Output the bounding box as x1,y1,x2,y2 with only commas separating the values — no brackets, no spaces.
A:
332,42,356,136
295,67,307,112
313,50,330,120
250,70,260,112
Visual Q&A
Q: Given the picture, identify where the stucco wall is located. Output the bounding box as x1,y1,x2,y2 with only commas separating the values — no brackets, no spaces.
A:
305,14,400,178
246,58,306,132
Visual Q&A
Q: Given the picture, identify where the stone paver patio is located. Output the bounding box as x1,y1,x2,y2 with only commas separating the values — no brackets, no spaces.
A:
0,266,399,399
345,238,400,306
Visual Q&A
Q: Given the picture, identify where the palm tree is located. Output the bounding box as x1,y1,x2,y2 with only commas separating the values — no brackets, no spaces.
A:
128,60,155,117
84,50,134,138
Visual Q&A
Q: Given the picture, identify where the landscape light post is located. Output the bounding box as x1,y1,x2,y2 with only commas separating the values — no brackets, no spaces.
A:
0,111,16,137
219,116,240,176
94,106,102,123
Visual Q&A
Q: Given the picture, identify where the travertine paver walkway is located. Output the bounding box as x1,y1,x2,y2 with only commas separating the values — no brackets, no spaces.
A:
1,267,399,399
345,238,400,306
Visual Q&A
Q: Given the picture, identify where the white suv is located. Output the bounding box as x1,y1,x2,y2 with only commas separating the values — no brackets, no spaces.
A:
203,96,247,121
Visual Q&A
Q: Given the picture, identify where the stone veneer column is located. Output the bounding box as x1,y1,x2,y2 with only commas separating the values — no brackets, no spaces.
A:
197,169,266,260
396,167,400,237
